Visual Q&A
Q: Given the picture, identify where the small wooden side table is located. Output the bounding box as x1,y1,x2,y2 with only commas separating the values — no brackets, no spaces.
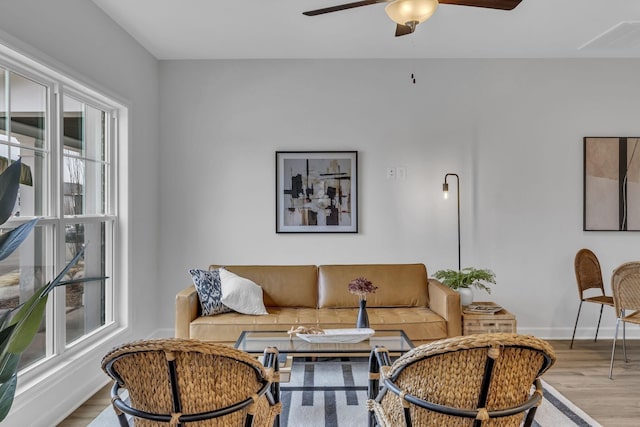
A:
462,302,517,335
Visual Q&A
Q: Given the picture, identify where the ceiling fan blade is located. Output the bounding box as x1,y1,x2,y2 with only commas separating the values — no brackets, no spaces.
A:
439,0,522,10
303,0,389,16
395,23,415,37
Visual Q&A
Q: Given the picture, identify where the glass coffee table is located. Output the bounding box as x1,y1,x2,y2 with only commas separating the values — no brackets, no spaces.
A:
236,329,413,355
235,329,414,382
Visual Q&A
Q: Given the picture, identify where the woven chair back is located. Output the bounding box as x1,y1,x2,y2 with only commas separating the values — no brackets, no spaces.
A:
612,262,640,314
574,248,606,297
102,339,274,427
380,333,556,427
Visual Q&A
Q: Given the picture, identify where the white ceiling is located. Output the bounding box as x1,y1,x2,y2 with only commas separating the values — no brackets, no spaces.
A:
91,0,640,60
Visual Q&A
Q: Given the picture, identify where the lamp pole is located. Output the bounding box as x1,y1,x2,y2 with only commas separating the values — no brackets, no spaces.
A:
443,173,460,271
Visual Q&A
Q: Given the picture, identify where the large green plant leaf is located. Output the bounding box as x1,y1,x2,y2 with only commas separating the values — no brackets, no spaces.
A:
0,159,21,226
0,324,16,357
0,353,19,387
6,295,47,354
0,371,17,421
0,310,11,330
0,218,38,262
6,282,48,329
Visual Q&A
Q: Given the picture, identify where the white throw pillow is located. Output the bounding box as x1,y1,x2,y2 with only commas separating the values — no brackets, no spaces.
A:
219,268,268,315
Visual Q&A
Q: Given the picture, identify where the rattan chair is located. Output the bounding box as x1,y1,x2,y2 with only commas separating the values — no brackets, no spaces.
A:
101,338,281,427
367,333,556,427
571,248,614,349
609,261,640,379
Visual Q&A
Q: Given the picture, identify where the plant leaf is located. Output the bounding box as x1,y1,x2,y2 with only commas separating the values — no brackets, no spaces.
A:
0,324,17,380
6,283,47,328
6,295,47,353
0,323,16,354
0,310,12,330
0,370,17,422
44,245,86,294
0,158,21,226
0,352,19,385
0,218,39,262
54,276,109,288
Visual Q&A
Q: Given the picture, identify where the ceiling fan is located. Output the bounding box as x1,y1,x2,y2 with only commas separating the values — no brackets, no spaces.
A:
303,0,523,37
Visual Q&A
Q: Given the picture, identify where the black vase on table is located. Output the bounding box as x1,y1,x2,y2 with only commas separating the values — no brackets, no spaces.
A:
356,298,369,329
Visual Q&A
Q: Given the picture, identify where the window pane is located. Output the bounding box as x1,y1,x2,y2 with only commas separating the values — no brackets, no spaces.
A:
63,95,106,216
65,221,107,344
0,224,52,370
63,158,105,215
63,96,105,162
0,72,48,217
10,73,46,150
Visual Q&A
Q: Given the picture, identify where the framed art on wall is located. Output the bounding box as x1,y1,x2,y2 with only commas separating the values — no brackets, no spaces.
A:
584,137,640,231
276,151,358,233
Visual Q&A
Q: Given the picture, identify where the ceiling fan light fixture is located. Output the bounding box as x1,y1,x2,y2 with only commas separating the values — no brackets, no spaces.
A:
385,0,439,26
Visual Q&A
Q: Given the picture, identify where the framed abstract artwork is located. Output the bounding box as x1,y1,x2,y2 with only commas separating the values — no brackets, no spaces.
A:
584,137,640,231
276,151,358,233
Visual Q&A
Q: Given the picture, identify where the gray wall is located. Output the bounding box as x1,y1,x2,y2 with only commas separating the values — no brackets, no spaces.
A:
159,58,640,339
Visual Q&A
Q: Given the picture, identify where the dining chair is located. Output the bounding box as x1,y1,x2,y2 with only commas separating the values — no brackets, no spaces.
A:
609,261,640,379
102,338,281,426
571,248,614,349
367,333,556,427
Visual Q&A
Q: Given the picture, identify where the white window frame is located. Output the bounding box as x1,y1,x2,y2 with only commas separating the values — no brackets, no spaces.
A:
0,43,128,386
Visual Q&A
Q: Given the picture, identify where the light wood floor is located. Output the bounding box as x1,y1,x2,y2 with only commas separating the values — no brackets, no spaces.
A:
57,339,640,426
57,383,111,427
542,339,640,427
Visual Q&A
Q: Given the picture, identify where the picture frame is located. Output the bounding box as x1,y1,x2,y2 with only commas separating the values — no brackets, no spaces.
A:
584,137,640,231
276,151,358,233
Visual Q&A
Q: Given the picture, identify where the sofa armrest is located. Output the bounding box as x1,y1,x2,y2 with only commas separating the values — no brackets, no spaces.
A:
175,285,200,338
427,279,462,337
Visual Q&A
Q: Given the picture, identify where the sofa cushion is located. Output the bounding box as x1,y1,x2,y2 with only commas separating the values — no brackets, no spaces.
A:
219,268,268,315
188,306,447,343
212,265,318,308
188,268,232,316
318,264,429,309
190,308,321,342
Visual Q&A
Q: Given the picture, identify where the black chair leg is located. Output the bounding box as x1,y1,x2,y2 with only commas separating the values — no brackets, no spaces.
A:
523,406,538,427
594,304,604,342
368,348,381,427
570,300,583,349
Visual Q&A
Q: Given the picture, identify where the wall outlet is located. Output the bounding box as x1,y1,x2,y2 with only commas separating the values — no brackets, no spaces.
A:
386,167,396,179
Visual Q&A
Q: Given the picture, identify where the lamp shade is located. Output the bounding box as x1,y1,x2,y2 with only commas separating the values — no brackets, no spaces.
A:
385,0,439,25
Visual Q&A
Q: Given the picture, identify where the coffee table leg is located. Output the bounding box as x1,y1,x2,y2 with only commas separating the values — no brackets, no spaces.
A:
264,347,281,427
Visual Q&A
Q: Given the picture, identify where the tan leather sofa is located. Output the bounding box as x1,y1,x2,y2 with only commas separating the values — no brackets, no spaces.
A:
175,263,462,346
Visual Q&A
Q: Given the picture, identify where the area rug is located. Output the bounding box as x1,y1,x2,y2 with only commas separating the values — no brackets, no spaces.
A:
90,358,601,427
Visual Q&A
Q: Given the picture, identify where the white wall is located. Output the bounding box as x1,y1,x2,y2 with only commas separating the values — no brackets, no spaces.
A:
159,59,640,340
0,0,160,425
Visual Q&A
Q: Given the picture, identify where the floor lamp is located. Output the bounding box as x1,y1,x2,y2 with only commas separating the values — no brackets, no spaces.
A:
442,173,460,271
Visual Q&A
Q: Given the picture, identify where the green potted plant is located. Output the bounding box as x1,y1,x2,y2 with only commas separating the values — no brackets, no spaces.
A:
433,267,496,306
0,158,107,421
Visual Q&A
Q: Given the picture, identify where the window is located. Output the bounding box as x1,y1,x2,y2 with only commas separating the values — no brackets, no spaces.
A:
0,51,122,373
